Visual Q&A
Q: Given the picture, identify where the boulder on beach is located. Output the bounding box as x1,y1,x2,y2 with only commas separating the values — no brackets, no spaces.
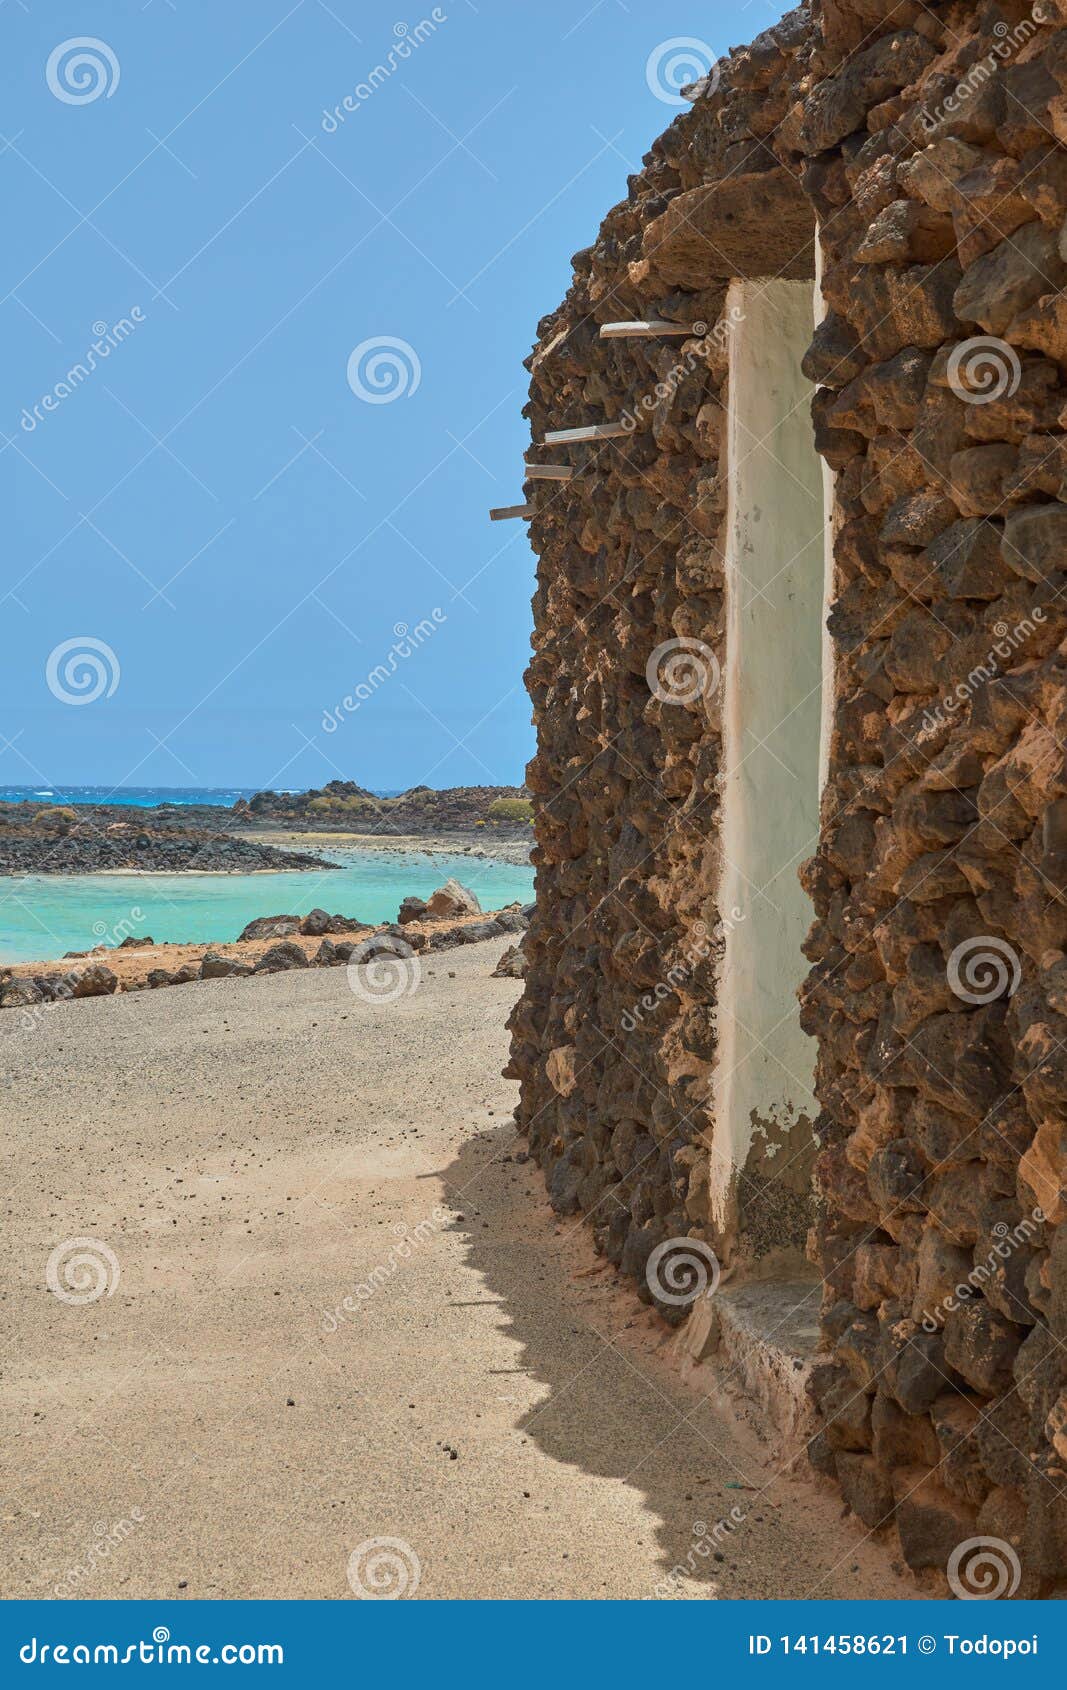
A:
398,895,429,925
238,914,302,942
379,922,428,953
425,878,481,919
300,910,367,937
456,919,506,943
146,969,173,989
497,912,524,934
254,940,310,974
1,979,43,1008
427,926,464,951
200,953,253,979
71,964,118,998
493,944,526,979
328,914,369,934
348,932,418,965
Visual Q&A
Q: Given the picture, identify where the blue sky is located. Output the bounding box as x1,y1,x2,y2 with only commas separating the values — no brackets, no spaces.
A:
2,0,748,792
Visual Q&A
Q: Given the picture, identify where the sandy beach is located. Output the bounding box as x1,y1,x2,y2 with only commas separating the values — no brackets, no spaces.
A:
0,938,910,1601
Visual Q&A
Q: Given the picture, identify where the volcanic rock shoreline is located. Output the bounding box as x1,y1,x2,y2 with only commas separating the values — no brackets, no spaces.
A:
0,780,533,875
0,816,337,876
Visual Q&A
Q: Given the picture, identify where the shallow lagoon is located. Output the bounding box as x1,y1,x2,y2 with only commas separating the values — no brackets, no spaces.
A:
0,848,535,965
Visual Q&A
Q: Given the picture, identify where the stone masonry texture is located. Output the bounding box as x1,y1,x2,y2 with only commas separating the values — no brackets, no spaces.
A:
505,0,1067,1591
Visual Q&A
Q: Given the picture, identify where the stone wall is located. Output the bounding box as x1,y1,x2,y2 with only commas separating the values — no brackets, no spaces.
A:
505,6,818,1296
507,0,1067,1591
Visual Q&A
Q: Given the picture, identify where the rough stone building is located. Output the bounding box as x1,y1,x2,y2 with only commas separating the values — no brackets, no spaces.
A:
503,0,1067,1593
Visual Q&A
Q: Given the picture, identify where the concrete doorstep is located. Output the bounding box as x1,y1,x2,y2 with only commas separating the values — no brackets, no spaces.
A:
677,1277,822,1457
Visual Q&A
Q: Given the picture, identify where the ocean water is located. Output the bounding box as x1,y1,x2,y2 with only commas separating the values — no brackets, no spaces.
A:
0,785,258,808
0,785,411,807
0,848,534,966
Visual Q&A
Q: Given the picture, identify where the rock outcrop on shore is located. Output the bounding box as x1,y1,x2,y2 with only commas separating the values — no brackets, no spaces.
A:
0,808,337,876
424,877,481,918
236,911,369,941
242,780,533,836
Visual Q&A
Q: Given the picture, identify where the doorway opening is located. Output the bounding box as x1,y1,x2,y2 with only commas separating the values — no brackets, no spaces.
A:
710,276,830,1274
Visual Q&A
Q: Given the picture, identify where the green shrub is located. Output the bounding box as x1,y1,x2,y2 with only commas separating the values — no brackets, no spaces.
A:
487,797,533,822
307,794,380,820
36,806,77,834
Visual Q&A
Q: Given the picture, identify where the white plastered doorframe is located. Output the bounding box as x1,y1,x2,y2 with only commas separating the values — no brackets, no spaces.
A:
708,273,832,1252
815,231,839,796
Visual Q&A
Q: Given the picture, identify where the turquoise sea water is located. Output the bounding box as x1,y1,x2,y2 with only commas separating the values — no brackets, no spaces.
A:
0,848,535,966
0,784,259,808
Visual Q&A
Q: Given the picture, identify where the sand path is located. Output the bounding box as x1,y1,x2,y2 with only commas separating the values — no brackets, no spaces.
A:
0,940,912,1600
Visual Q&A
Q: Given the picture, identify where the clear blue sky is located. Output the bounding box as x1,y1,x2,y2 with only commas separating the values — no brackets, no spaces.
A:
2,0,745,793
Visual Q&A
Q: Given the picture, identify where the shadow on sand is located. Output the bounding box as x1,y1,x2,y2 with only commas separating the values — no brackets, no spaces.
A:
439,1119,771,1596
